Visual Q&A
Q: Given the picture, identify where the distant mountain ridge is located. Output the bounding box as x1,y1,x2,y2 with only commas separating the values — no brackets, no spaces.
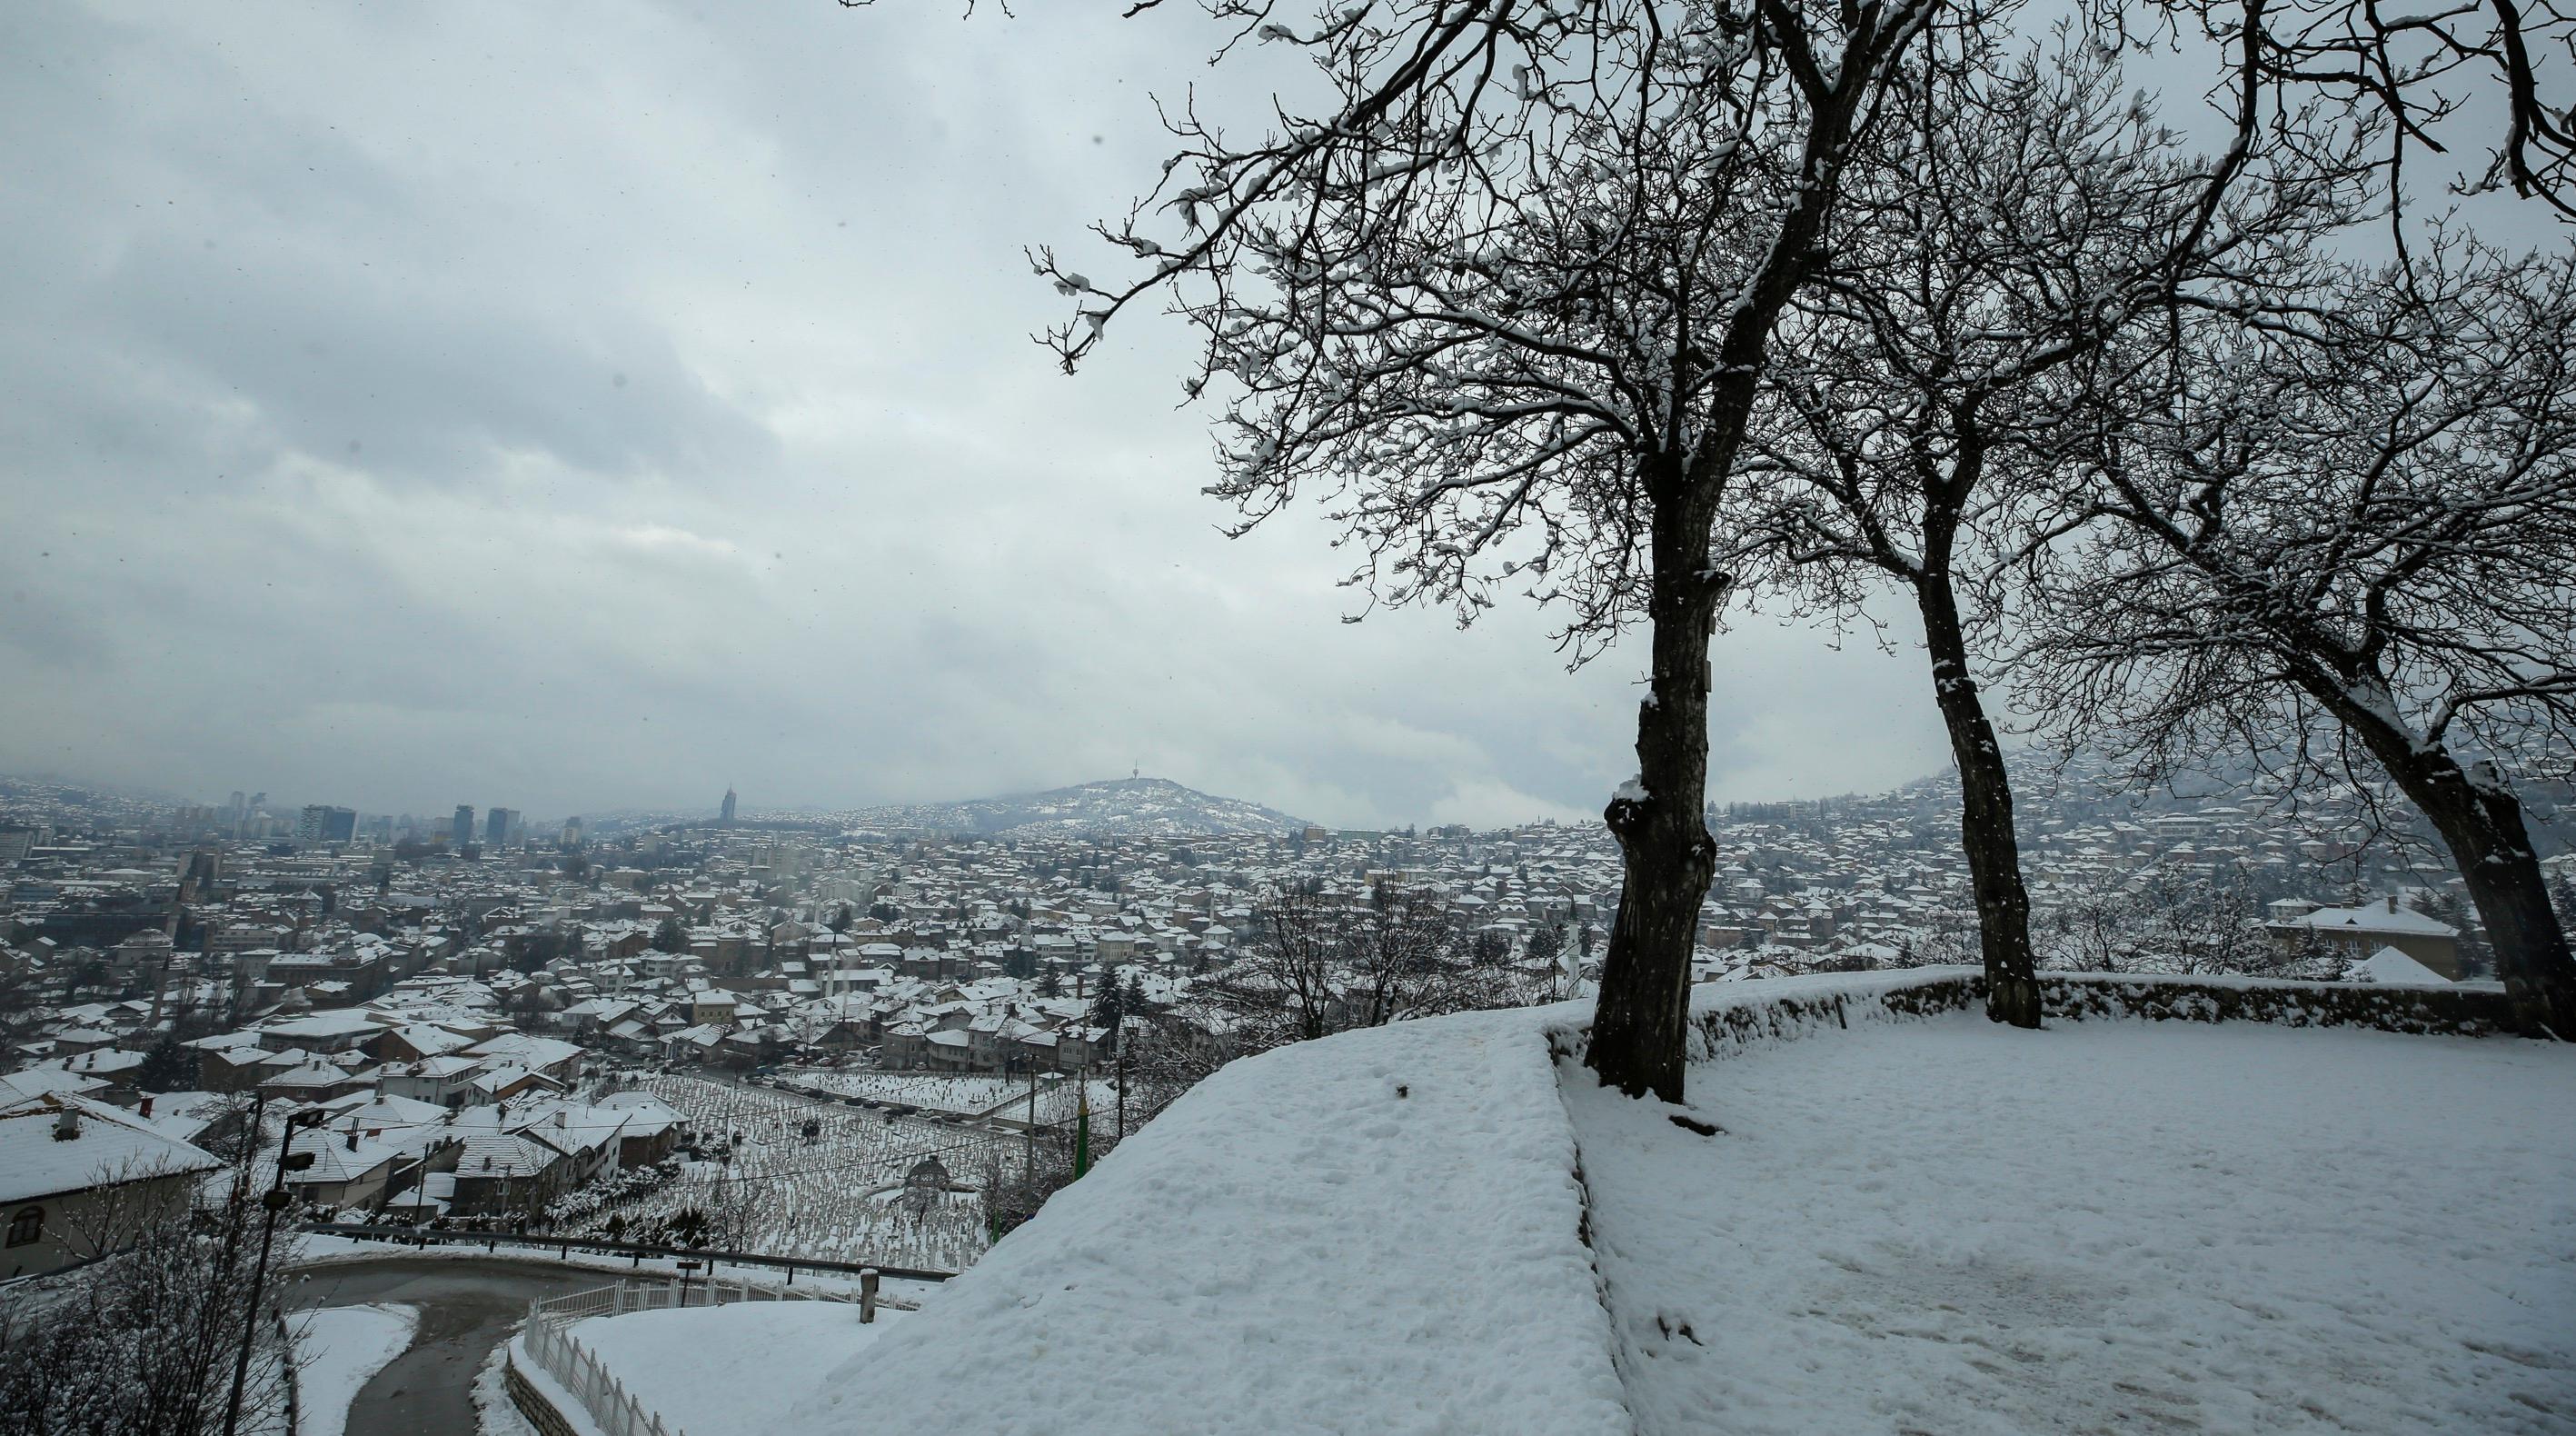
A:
842,776,1315,838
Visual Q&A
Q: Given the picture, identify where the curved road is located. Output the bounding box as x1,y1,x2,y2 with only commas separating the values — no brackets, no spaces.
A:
281,1071,972,1432
285,1259,592,1435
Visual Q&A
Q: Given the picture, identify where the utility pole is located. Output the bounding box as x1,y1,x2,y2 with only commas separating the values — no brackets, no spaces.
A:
224,1105,322,1436
183,1090,265,1433
1114,1025,1127,1142
1073,1062,1091,1180
1022,1063,1039,1185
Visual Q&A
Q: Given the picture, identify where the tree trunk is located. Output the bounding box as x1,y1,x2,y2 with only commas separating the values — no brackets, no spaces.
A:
1915,579,2043,1027
2342,719,2576,1038
1587,487,1724,1102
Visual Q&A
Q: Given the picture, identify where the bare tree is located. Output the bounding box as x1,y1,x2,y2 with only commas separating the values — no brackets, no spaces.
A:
45,1156,200,1268
2043,863,2329,975
840,0,2569,1092
1026,0,1969,1101
702,1168,762,1252
2024,236,2576,1035
2090,0,2576,218
1192,883,1528,1052
0,1192,294,1436
1728,27,2358,1020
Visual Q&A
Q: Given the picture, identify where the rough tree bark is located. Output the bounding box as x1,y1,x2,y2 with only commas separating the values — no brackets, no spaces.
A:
2328,695,2576,1037
1590,461,1728,1102
1915,560,2043,1026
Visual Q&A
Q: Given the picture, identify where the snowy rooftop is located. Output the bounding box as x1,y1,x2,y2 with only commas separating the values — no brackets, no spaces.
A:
0,1095,223,1204
2293,898,2459,938
753,972,2569,1436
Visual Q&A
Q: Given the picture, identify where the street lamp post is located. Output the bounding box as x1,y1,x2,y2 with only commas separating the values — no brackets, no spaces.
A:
224,1106,328,1436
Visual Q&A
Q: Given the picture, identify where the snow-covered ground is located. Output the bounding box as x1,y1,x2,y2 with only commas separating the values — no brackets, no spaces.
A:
780,1069,1117,1122
568,1303,905,1434
630,975,2568,1434
774,1001,1628,1436
1567,1017,2576,1435
473,1340,543,1436
293,1302,419,1436
598,1075,1002,1271
779,1070,1023,1115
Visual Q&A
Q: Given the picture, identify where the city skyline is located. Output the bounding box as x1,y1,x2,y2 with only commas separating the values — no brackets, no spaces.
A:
0,761,1977,837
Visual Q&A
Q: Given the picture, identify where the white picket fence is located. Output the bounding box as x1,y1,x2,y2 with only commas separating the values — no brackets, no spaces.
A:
537,1276,860,1321
521,1305,678,1436
517,1278,871,1436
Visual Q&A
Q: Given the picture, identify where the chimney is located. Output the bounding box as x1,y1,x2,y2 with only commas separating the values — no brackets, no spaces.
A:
2386,893,2399,912
139,1097,154,1119
53,1107,80,1142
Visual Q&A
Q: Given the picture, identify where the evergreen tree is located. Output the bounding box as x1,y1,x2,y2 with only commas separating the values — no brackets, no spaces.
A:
136,1033,193,1093
1527,923,1566,970
1087,976,1127,1034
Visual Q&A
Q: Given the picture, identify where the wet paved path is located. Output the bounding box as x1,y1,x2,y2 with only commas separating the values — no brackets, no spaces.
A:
286,1258,591,1435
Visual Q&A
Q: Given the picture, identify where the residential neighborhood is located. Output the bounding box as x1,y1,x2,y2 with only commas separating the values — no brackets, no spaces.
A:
5,769,2562,1270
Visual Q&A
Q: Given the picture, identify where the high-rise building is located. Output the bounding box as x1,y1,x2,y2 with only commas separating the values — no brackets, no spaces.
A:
453,805,476,847
486,807,517,847
721,787,738,823
297,805,357,843
561,816,584,849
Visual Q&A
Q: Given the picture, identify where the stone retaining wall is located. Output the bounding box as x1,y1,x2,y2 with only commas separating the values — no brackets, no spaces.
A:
1658,966,2518,1062
504,1355,586,1436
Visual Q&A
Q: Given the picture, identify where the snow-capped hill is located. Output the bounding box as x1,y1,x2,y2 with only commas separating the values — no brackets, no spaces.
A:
844,777,1313,838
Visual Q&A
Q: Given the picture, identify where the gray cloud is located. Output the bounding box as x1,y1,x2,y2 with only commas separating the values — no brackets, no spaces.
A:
0,0,1955,827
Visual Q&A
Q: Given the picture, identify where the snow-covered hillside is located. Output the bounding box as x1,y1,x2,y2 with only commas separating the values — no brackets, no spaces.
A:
731,973,2573,1436
839,776,1313,838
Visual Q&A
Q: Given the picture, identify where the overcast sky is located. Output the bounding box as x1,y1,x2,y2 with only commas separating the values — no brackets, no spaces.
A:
3,1,2097,827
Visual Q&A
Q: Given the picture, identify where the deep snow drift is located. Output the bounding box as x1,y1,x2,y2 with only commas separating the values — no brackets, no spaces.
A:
776,1002,1628,1436
1567,1017,2576,1435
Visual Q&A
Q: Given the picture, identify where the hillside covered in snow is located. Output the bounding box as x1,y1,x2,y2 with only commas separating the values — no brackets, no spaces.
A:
744,972,2571,1436
838,776,1314,839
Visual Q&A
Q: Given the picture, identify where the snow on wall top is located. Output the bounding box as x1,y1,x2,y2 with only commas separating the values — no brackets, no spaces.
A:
775,1002,1626,1436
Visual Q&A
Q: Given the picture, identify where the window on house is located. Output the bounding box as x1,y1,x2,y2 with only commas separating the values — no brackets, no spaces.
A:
5,1207,42,1248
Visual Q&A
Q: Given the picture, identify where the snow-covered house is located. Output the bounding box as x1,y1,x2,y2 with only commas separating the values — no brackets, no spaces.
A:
0,1095,222,1279
282,1126,405,1211
2272,895,2462,976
